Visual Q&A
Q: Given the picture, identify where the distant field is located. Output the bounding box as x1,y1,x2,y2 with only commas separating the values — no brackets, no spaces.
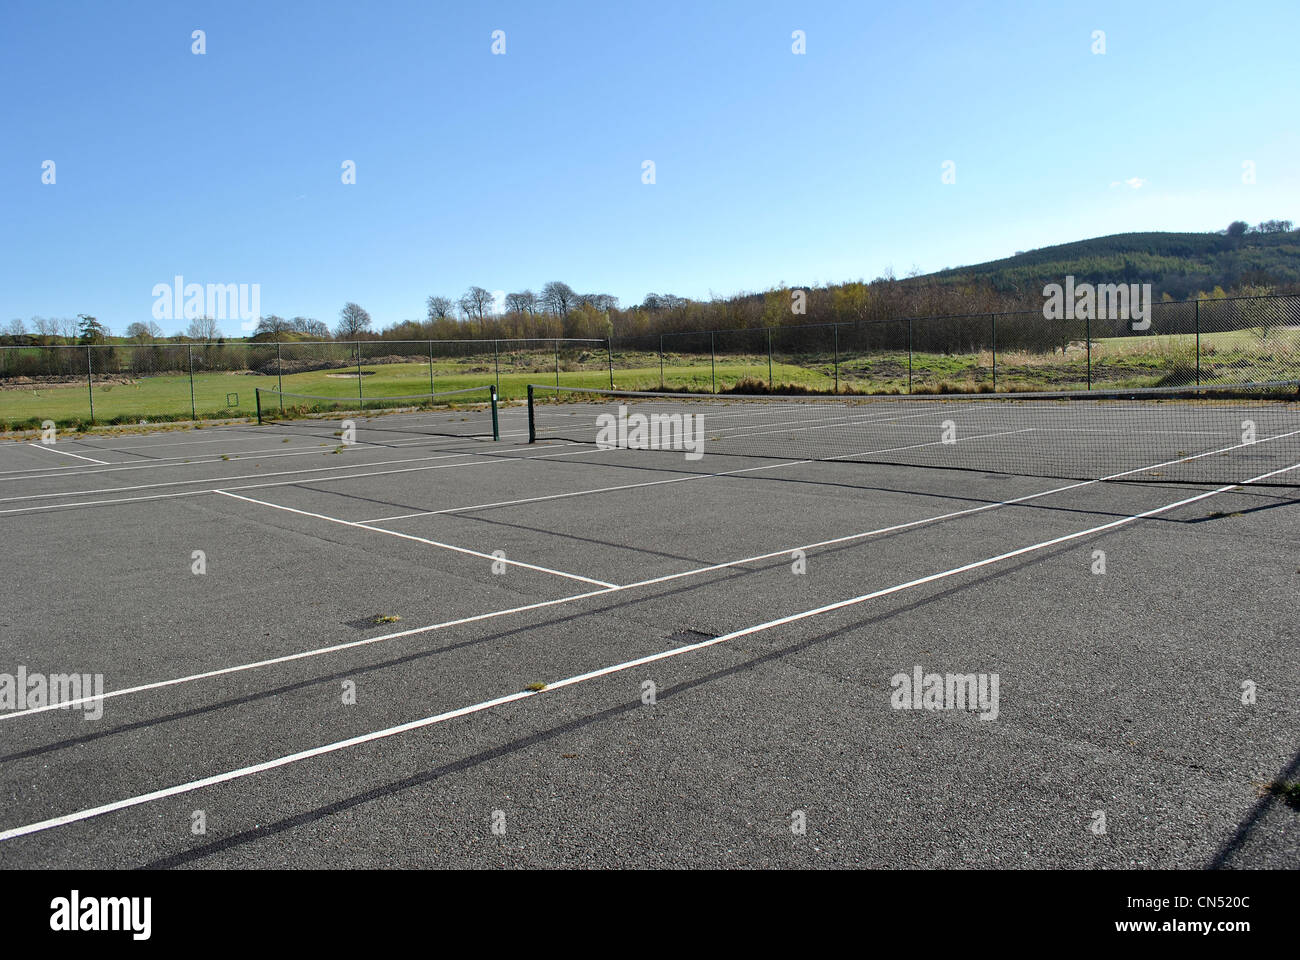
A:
1,327,1296,430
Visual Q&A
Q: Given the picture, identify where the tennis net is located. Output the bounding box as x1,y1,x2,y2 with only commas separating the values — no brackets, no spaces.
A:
257,385,498,440
527,381,1300,486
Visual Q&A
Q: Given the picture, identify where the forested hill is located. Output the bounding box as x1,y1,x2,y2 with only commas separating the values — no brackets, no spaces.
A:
924,226,1300,300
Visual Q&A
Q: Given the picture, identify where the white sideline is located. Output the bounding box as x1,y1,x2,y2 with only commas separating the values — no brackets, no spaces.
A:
214,490,617,588
25,443,108,465
2,459,1295,843
3,429,1283,721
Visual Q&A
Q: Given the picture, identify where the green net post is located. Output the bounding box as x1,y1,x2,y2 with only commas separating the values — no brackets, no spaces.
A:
490,384,499,441
527,384,535,443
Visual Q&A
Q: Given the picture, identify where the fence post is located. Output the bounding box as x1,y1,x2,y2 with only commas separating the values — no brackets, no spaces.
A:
276,341,283,410
356,342,363,399
710,331,716,394
607,339,614,389
428,340,435,394
767,328,773,388
554,339,560,389
833,325,839,394
907,319,913,395
1086,316,1092,389
1194,299,1201,385
659,335,664,390
494,339,500,394
188,346,196,420
991,314,997,391
86,345,94,424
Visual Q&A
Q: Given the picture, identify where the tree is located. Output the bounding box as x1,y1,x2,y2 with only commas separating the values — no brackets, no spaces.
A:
505,290,537,315
425,296,455,322
293,317,330,339
255,315,294,338
336,302,372,339
540,281,578,318
1226,221,1249,238
1252,219,1294,234
4,318,27,337
458,286,495,322
124,321,163,342
77,314,109,344
186,316,221,341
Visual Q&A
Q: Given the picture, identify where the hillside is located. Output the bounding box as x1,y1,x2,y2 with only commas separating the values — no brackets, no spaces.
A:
925,229,1300,300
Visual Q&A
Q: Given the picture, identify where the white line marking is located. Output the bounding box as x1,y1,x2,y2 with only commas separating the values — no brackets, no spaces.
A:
25,444,108,464
214,490,617,588
10,431,1284,718
4,460,1295,842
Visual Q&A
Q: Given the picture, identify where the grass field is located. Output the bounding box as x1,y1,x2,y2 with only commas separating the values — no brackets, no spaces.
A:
2,328,1297,431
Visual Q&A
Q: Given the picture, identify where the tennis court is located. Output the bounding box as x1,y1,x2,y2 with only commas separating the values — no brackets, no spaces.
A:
0,384,1296,868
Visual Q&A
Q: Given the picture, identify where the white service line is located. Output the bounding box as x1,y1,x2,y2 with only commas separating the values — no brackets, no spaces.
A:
0,444,379,483
7,430,1277,721
214,490,617,588
360,428,1032,523
25,443,108,465
0,444,595,517
4,459,1295,843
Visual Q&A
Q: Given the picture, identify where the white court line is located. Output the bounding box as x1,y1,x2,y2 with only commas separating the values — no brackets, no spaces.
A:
0,445,600,517
358,428,1030,523
5,429,1284,721
4,459,1295,842
0,450,486,504
0,444,383,483
214,490,617,588
25,443,108,465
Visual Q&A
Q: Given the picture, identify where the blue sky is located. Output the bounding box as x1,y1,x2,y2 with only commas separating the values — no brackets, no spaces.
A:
2,0,1297,336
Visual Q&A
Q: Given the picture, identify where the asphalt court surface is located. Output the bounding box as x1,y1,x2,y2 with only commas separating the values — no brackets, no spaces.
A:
0,402,1297,869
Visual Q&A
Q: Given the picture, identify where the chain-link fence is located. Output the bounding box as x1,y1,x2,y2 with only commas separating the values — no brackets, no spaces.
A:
3,298,1297,428
0,338,607,428
607,294,1300,397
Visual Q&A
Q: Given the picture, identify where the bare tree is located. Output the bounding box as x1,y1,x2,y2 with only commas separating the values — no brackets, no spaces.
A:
504,291,538,315
336,302,372,339
125,321,163,342
425,296,455,322
186,316,221,341
540,281,577,318
255,315,294,338
458,286,495,323
4,318,27,337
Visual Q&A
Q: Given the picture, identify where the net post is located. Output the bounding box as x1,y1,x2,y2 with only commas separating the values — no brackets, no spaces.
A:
188,345,196,420
255,388,264,425
490,384,499,441
526,384,536,443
